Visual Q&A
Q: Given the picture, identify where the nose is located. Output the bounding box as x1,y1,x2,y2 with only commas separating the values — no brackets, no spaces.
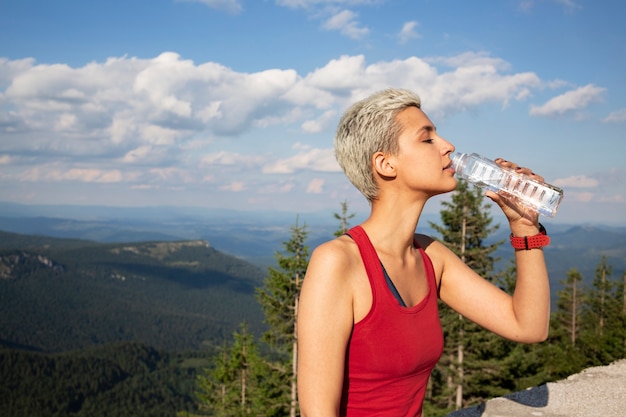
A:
439,135,455,155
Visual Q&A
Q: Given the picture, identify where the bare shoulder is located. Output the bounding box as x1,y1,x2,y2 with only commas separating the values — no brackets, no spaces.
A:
300,234,366,328
301,235,367,314
305,235,361,284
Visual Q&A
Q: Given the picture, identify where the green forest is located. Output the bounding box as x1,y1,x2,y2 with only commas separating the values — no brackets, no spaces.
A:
0,236,266,353
0,341,209,417
1,182,625,417
186,184,626,417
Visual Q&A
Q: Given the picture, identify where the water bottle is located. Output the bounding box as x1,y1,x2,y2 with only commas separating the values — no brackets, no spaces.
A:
451,152,564,217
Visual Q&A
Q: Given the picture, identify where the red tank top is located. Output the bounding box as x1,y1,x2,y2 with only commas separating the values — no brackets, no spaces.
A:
341,226,443,417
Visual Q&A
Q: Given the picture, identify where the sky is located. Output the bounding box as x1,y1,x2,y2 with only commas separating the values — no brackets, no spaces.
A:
0,0,625,226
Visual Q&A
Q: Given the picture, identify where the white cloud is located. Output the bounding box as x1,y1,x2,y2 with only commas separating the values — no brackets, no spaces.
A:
122,146,153,163
553,175,599,188
413,53,539,115
603,108,626,123
428,52,512,71
398,21,420,44
201,151,265,166
518,0,533,12
54,113,78,131
552,170,626,208
274,0,372,39
518,0,582,12
301,109,337,133
276,1,380,9
597,193,626,203
303,52,540,117
175,0,242,14
2,52,302,156
306,178,325,193
567,191,595,203
221,181,246,191
0,57,35,88
305,55,367,92
258,181,295,194
0,51,557,199
322,9,369,39
45,167,125,183
263,148,339,174
529,84,605,117
148,167,193,182
553,0,582,11
292,142,311,151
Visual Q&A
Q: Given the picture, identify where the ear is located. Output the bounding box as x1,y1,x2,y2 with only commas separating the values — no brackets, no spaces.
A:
372,151,397,179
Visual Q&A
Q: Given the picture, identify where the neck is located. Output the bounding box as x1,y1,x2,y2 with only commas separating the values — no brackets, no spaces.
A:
361,196,427,255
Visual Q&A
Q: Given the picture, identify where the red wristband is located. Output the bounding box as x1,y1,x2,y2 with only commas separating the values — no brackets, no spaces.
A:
510,223,550,250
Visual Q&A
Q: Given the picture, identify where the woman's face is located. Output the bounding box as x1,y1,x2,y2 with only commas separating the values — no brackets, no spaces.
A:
391,106,457,196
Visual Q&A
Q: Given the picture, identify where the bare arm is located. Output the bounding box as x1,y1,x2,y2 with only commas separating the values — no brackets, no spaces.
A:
437,161,550,343
437,237,549,343
297,239,356,417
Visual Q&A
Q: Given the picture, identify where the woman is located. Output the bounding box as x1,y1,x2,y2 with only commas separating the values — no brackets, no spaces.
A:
297,88,551,417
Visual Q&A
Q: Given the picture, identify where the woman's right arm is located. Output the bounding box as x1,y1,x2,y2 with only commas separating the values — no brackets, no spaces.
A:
297,239,356,417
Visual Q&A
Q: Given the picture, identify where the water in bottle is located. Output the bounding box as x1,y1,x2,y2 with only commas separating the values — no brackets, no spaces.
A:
451,152,564,217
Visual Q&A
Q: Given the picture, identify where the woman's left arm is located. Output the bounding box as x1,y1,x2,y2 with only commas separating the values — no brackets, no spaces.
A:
436,237,549,343
437,160,550,343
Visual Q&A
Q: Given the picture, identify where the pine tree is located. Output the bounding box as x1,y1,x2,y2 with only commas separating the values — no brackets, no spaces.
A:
555,268,584,346
333,200,356,237
196,323,266,416
537,267,587,379
617,271,626,358
429,179,503,411
255,218,310,417
580,256,625,365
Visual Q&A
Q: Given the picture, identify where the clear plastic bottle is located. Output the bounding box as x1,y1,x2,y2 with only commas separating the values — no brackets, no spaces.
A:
451,152,564,217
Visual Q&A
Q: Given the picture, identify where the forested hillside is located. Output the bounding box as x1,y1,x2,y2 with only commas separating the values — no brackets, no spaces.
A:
0,342,202,417
0,231,266,353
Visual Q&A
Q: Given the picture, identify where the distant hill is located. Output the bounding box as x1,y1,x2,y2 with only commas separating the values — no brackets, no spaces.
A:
0,202,344,268
491,224,626,293
1,202,624,276
0,231,266,353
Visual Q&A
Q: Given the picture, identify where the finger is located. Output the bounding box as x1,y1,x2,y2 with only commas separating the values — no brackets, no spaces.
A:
514,166,533,176
484,190,510,211
496,158,545,183
495,158,525,173
485,190,539,223
514,166,545,183
495,158,516,169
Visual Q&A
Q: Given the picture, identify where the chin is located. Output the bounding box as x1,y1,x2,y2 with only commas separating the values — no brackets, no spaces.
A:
444,178,459,193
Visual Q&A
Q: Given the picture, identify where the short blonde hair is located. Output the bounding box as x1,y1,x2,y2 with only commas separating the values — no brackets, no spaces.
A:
334,88,422,202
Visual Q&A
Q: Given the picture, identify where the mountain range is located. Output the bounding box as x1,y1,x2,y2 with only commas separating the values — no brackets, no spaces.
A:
1,201,624,280
1,201,625,355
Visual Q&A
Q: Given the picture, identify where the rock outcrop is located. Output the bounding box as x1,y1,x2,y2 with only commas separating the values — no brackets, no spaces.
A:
446,359,626,417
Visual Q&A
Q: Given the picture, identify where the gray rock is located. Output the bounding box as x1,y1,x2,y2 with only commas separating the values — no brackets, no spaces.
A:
445,359,626,417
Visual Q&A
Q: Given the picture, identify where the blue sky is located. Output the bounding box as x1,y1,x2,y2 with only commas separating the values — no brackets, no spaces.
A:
1,0,625,225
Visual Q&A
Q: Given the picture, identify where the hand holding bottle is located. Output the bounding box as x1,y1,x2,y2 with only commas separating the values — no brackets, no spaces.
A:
451,153,564,218
486,159,545,232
